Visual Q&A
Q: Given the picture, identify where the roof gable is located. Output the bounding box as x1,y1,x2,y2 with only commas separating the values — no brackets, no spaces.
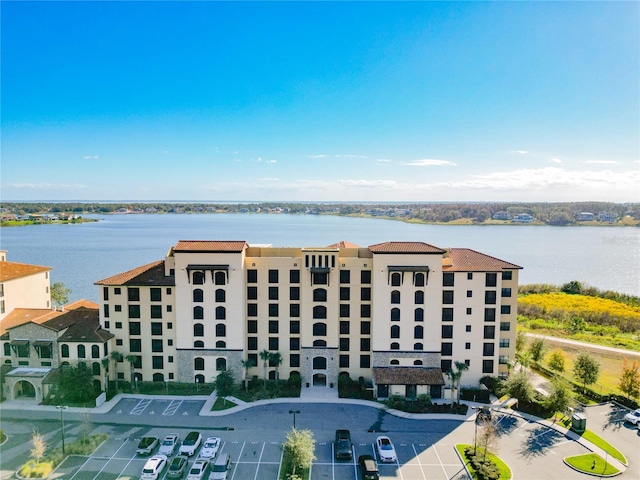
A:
0,261,51,282
172,240,247,253
95,260,173,286
369,241,445,254
444,248,522,272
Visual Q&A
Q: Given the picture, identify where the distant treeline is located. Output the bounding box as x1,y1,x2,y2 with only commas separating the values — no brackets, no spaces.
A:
1,201,639,226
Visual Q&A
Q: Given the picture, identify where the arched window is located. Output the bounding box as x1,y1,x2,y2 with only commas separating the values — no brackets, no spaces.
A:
194,357,205,370
215,289,225,302
3,343,10,356
216,306,226,320
390,342,400,350
77,345,86,358
390,359,400,365
313,357,327,369
414,343,423,350
193,271,205,285
313,340,327,347
312,322,327,336
414,325,424,339
61,361,70,366
153,373,164,382
216,341,226,348
61,344,69,358
391,325,400,338
214,271,226,285
313,306,327,319
415,291,424,304
414,359,423,365
414,308,424,322
391,308,400,321
193,289,204,302
391,290,401,304
216,358,226,371
194,323,204,337
195,374,205,383
268,370,276,380
313,288,327,302
193,306,204,320
194,340,204,348
91,345,100,358
215,323,226,337
391,272,401,286
92,362,101,375
415,272,425,287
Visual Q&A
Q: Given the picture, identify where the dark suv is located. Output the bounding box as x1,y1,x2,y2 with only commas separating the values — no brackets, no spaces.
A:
334,429,352,460
358,455,379,480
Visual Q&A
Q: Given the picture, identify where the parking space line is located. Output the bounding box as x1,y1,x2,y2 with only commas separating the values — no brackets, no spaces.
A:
331,442,335,480
276,445,284,480
162,399,183,415
432,445,448,479
230,441,245,480
412,444,427,480
130,398,152,415
252,442,265,480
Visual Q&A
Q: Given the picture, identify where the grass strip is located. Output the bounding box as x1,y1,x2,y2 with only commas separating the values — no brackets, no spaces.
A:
581,430,627,465
564,453,620,476
211,397,237,411
455,444,512,480
278,447,310,480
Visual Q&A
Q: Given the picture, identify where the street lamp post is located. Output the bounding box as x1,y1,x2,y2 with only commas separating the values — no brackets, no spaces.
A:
56,405,68,454
289,409,300,429
472,406,479,454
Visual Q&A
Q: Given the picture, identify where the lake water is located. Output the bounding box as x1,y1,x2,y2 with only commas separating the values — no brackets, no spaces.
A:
1,213,639,301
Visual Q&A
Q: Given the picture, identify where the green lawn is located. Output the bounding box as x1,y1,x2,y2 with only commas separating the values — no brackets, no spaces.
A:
211,397,237,411
564,453,620,476
455,444,512,480
580,430,627,465
278,448,309,480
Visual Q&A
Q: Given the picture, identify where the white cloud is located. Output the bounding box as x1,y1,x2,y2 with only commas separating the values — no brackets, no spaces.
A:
338,179,398,188
550,157,562,164
83,155,99,160
401,159,457,167
309,154,329,158
266,159,277,164
309,154,366,159
5,182,86,190
376,159,392,163
516,150,529,155
258,177,279,182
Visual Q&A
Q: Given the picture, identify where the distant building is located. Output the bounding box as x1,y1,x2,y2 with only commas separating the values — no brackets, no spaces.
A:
512,214,534,223
578,212,595,221
492,211,511,221
598,212,617,223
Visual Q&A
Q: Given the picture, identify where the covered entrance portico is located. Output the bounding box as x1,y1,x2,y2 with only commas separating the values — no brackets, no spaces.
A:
372,366,445,400
301,346,338,388
3,367,53,403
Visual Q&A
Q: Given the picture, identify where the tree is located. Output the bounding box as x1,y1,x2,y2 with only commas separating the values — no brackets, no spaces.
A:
50,282,71,308
125,355,138,387
445,368,461,405
568,316,586,334
545,377,574,417
562,280,583,295
515,331,527,355
215,370,234,406
573,353,600,393
283,428,316,476
269,352,283,382
548,349,566,373
453,361,469,403
528,338,547,365
241,358,255,390
30,431,47,464
101,358,110,392
505,371,535,403
478,420,499,460
259,349,270,387
619,358,640,400
110,351,124,391
58,362,95,403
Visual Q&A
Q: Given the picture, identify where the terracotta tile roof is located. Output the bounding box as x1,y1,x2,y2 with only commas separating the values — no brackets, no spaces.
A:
369,241,446,254
326,240,361,249
373,367,445,385
52,307,114,343
95,260,174,286
0,261,51,282
0,308,61,337
444,248,522,272
172,240,247,253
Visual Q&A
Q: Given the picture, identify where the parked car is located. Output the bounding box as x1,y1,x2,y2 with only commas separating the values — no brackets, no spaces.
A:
167,455,188,478
159,433,181,456
334,429,353,460
186,459,208,480
199,436,221,459
358,454,379,480
624,408,640,425
375,435,397,463
208,453,231,480
141,454,168,480
179,431,202,457
137,436,160,456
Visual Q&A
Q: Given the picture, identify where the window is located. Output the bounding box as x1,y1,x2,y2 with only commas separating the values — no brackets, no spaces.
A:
247,287,257,300
414,308,424,322
482,360,494,373
268,269,279,283
501,305,512,315
339,355,349,367
360,355,371,368
115,287,121,294
248,304,258,317
361,321,371,334
415,291,424,304
267,320,279,334
466,325,472,332
340,304,350,318
290,269,300,283
391,290,400,304
128,288,140,301
248,337,258,350
313,357,327,369
499,355,509,364
312,272,328,285
194,357,204,370
414,272,425,287
414,343,423,350
313,322,327,336
443,272,455,286
390,325,400,338
248,320,258,333
340,321,350,334
361,270,371,284
484,325,495,339
313,339,327,347
467,272,473,280
313,305,326,319
390,359,400,365
391,272,402,286
150,288,161,301
290,304,300,317
500,322,511,331
194,323,204,336
414,359,423,365
465,342,471,349
483,343,495,356
128,305,140,318
216,358,226,371
340,270,350,283
290,354,300,367
290,287,300,300
194,341,204,348
216,323,226,337
115,305,122,312
467,290,472,298
290,338,300,351
91,345,100,358
390,308,400,321
499,339,510,348
484,308,496,322
442,325,453,338
441,343,453,356
268,304,279,317
192,271,205,284
103,287,109,301
151,305,162,318
152,356,164,369
441,359,452,372
129,322,141,335
168,339,173,346
502,271,513,281
193,306,204,319
167,322,172,329
486,273,497,287
61,344,69,357
152,339,163,352
214,271,226,285
466,307,472,315
442,308,453,321
390,342,400,350
443,291,454,304
216,289,226,302
269,287,279,300
361,288,371,301
269,337,279,350
361,338,371,351
290,321,300,334
339,338,350,351
166,305,172,313
151,322,162,335
247,269,258,283
414,325,424,339
103,304,109,318
340,287,350,301
77,345,86,358
313,289,327,302
216,306,226,320
501,288,512,298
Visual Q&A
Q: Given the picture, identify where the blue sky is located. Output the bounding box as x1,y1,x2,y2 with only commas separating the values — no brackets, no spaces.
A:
2,1,638,203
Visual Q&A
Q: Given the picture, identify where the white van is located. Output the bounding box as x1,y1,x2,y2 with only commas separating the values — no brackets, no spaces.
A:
208,453,231,480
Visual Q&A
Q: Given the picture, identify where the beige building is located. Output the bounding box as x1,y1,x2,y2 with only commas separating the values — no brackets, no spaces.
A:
95,240,521,399
0,250,52,321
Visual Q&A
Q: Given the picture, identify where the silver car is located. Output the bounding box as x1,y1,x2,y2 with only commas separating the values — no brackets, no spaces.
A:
159,433,180,456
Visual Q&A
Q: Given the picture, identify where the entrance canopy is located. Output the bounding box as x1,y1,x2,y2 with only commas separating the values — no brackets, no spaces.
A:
373,367,445,386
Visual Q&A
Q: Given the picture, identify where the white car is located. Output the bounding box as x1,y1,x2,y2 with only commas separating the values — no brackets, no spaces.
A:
199,436,221,459
159,433,180,456
624,408,640,425
141,454,168,480
376,435,397,463
187,459,208,480
179,431,202,457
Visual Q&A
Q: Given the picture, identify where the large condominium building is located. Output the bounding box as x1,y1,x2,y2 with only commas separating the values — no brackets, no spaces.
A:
95,240,521,399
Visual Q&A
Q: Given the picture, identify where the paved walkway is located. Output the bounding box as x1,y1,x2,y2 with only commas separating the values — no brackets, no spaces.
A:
524,332,640,358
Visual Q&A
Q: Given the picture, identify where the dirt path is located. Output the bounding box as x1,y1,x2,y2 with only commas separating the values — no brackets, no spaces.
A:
523,332,640,359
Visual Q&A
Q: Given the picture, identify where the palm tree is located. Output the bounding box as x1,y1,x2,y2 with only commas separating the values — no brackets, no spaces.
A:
110,351,123,391
259,349,270,387
445,368,461,405
454,361,469,403
269,352,283,382
101,358,110,392
125,355,138,388
241,358,255,390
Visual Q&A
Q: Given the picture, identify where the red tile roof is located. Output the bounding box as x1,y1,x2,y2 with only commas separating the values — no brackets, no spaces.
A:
95,260,172,286
444,248,522,272
172,241,247,253
369,241,446,254
0,300,100,337
327,240,361,249
373,367,445,385
0,261,51,282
